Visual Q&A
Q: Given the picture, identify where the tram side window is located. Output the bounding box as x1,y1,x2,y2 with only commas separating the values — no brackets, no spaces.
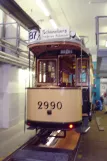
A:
80,69,87,83
77,59,88,85
38,60,57,84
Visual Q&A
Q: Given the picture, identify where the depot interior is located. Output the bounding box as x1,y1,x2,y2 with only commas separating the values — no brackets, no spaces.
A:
0,0,107,157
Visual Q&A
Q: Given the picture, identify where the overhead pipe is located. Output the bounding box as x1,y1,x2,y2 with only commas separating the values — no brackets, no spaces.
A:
0,38,34,57
0,56,29,68
0,56,32,68
0,51,32,65
0,51,33,68
0,38,28,54
0,54,29,66
0,38,34,68
0,42,33,60
0,58,28,68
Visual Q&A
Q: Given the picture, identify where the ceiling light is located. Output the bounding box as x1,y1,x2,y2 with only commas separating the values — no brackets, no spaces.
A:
36,0,50,16
49,19,57,29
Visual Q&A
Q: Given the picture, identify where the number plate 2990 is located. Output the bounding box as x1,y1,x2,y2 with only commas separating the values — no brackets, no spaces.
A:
38,101,62,110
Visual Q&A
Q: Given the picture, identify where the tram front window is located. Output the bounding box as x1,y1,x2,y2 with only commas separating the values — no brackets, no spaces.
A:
59,55,76,87
38,60,57,84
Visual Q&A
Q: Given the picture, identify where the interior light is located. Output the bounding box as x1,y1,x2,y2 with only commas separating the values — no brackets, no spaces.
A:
36,0,50,16
49,19,57,29
69,124,73,129
105,40,107,47
43,74,46,82
39,74,42,82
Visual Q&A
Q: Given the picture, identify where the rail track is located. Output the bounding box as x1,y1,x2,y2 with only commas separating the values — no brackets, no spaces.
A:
2,129,81,161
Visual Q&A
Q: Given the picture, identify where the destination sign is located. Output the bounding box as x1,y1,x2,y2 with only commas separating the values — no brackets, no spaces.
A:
40,28,70,40
29,28,81,43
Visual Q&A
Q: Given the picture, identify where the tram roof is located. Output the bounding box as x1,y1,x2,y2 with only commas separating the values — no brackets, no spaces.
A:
28,28,90,57
28,39,90,57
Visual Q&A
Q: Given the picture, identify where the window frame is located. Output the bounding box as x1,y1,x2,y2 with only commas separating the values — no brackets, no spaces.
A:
76,58,89,86
58,54,76,87
37,58,58,86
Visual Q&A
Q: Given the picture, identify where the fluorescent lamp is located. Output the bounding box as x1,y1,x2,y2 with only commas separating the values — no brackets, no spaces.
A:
105,40,107,47
49,19,57,29
36,0,50,16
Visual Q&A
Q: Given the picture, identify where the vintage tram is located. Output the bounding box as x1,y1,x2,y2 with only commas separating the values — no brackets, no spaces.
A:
26,28,94,132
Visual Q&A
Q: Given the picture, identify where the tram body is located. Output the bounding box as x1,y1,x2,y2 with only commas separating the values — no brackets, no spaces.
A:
26,28,94,131
27,88,82,129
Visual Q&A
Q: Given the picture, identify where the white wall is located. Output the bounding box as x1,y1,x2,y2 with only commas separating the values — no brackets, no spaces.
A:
5,15,17,48
0,64,30,128
0,9,3,51
0,64,3,127
0,12,30,128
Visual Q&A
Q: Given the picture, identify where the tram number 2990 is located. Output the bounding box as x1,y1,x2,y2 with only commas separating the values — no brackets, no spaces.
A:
38,101,62,110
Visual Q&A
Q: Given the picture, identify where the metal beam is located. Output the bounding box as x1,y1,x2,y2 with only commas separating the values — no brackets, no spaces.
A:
0,0,40,30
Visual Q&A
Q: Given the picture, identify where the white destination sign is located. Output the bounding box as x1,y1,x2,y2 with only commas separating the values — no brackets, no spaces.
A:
40,28,70,40
29,29,40,43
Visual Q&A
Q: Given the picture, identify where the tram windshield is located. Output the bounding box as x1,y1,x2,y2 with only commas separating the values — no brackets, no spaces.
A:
59,55,76,87
37,54,89,87
38,59,57,84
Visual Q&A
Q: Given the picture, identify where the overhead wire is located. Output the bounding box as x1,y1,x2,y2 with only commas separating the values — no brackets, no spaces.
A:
57,0,71,27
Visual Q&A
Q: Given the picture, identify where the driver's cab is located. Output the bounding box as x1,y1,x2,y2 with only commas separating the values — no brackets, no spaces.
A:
36,53,89,88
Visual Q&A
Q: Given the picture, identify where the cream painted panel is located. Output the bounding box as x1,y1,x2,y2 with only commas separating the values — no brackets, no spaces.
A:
27,88,82,123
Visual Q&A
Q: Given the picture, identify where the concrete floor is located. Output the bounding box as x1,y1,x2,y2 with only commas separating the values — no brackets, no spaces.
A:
1,111,107,161
76,111,107,161
0,121,36,159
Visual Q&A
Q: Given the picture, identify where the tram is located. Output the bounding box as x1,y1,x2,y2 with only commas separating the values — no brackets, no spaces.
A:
26,28,94,132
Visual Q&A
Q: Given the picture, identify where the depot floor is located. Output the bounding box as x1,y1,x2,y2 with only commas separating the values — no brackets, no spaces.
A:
0,121,36,159
76,111,107,161
0,112,107,161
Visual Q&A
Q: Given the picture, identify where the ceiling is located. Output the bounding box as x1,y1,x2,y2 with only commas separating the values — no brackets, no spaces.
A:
14,0,107,70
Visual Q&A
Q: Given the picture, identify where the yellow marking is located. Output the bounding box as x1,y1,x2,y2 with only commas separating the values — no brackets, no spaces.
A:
77,154,82,159
0,157,4,161
7,152,12,155
55,130,80,150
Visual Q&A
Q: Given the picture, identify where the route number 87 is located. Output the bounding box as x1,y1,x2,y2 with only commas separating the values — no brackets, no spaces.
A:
38,101,62,110
29,30,39,41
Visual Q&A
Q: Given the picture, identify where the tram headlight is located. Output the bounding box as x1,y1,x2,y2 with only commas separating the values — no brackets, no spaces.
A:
69,124,73,129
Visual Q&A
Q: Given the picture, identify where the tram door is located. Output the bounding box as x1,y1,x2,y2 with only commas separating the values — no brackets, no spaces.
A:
58,55,76,87
82,88,91,114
